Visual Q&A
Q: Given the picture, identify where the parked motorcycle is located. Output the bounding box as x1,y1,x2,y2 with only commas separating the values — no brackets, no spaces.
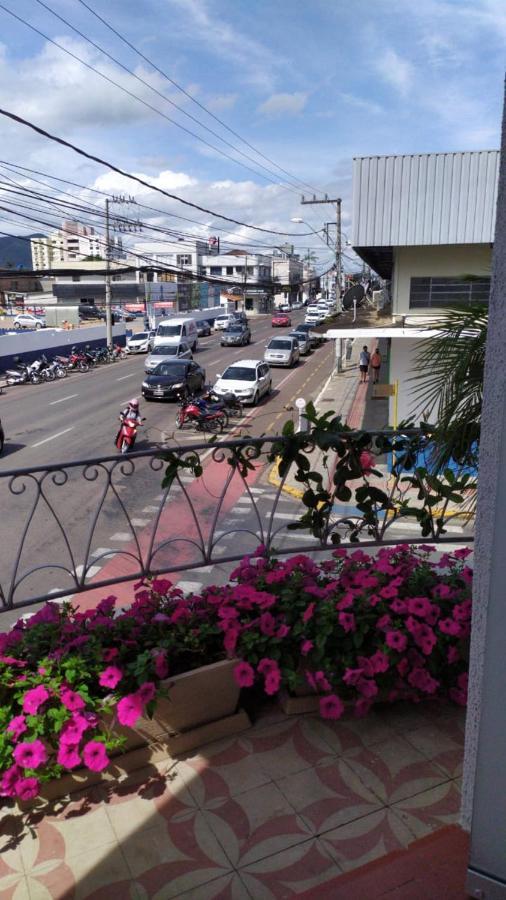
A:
4,358,40,385
44,358,68,379
175,395,227,433
65,348,90,372
115,415,144,454
203,388,243,419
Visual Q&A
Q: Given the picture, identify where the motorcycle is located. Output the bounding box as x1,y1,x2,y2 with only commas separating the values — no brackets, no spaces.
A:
5,358,40,385
64,348,90,372
110,344,127,360
175,395,227,433
115,415,144,454
202,388,243,419
44,358,68,379
34,354,56,381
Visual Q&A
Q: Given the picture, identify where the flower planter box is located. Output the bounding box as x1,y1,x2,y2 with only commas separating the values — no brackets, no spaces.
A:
32,660,250,805
279,688,320,716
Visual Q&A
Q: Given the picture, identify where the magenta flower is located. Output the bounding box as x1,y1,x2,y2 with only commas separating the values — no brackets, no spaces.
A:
301,640,313,656
102,648,119,662
313,671,331,692
357,678,378,699
385,630,408,652
117,694,143,727
13,739,47,770
320,694,345,720
408,667,439,694
390,598,407,614
137,682,156,705
276,624,290,638
223,625,240,653
99,666,123,689
257,658,278,676
22,685,50,715
14,776,39,801
336,592,354,610
83,741,109,773
60,688,86,712
0,765,22,797
338,611,356,633
59,714,91,745
447,646,460,665
259,612,276,636
369,651,389,674
233,662,255,688
354,698,372,718
264,669,281,696
343,667,364,686
302,602,316,623
57,743,82,770
151,578,172,594
407,597,432,618
359,450,374,473
6,715,27,741
153,651,169,680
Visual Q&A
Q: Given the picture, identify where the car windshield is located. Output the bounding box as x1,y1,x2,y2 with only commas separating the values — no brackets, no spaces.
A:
132,332,148,340
157,324,180,337
268,339,292,350
153,362,187,377
225,325,243,333
221,366,256,381
152,345,177,355
289,333,304,341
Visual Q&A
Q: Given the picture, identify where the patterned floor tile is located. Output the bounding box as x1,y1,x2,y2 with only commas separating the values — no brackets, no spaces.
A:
239,837,342,899
403,723,464,779
320,807,414,873
391,780,462,838
337,709,398,748
201,782,312,868
341,735,450,804
178,871,253,899
297,716,364,757
185,754,272,807
275,758,381,836
374,702,440,734
241,721,334,780
32,845,131,900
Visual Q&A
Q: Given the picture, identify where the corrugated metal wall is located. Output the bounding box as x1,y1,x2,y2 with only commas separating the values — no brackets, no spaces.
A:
352,151,499,247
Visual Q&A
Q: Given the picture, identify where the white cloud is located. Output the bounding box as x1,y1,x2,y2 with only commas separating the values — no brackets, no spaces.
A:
206,93,239,113
374,48,414,96
339,92,383,115
258,92,308,117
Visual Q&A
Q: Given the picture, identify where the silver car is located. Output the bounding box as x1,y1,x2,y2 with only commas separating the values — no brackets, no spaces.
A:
264,336,300,368
145,342,192,372
288,330,310,355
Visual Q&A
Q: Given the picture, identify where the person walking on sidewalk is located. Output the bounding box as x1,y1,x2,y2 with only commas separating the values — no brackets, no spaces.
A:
371,348,382,384
359,346,370,383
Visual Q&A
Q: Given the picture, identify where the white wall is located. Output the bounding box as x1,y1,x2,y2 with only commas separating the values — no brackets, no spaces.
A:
0,324,126,365
392,244,492,316
388,337,427,425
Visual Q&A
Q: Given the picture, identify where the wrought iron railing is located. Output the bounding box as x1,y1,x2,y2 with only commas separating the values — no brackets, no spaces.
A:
0,430,475,612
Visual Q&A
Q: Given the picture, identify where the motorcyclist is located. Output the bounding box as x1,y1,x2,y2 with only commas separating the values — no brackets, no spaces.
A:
119,398,142,424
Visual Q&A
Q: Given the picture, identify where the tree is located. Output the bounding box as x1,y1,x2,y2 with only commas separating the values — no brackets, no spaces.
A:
410,303,487,470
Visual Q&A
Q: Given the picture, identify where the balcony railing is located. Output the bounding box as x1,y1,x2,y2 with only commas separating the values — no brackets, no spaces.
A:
0,430,475,612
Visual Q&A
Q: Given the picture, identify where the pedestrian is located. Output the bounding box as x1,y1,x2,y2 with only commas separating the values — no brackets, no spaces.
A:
359,345,370,383
370,347,382,384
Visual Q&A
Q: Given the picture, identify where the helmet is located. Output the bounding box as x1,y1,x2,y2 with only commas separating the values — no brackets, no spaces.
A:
129,398,139,408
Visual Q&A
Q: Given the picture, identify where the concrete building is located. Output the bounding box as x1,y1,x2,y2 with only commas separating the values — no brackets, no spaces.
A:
30,220,120,269
271,250,304,307
134,238,209,277
328,150,498,425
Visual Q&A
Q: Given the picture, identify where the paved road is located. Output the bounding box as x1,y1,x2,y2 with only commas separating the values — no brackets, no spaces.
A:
0,313,337,618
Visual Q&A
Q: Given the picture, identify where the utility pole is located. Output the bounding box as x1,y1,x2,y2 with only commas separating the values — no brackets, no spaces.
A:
301,193,343,371
104,195,140,348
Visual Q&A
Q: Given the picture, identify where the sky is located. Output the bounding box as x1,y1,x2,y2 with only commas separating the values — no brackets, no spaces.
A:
0,0,504,270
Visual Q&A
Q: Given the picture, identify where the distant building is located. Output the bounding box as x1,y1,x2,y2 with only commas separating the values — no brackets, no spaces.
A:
271,250,304,307
30,220,123,270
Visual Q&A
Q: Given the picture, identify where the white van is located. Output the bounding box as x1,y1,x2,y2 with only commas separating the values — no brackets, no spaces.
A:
154,317,198,351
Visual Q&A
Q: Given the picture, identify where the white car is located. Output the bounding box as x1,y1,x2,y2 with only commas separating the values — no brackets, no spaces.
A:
213,359,272,406
13,313,45,330
264,336,300,368
305,310,325,325
214,314,235,331
145,342,192,372
126,331,155,353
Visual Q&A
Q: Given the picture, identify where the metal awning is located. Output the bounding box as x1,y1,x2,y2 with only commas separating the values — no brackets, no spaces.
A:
325,327,442,339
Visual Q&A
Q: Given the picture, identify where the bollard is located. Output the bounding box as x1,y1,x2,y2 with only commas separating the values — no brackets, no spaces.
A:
295,397,308,433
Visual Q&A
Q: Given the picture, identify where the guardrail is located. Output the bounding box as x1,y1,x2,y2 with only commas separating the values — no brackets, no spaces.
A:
0,430,475,613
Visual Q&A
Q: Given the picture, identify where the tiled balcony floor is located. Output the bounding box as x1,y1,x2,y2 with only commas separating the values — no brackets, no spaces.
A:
0,700,465,899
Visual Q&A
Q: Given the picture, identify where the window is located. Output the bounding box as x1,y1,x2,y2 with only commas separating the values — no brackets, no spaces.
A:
209,266,222,275
247,267,254,275
235,266,244,273
226,266,234,275
176,254,192,266
409,276,491,309
72,275,80,282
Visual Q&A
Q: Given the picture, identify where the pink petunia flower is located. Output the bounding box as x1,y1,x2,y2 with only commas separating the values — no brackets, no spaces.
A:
385,630,408,652
257,658,278,676
153,651,169,680
117,694,143,728
13,739,47,770
57,743,81,770
313,671,331,692
259,612,276,636
447,646,460,665
264,669,281,696
102,648,119,662
301,640,313,656
277,624,290,638
359,450,375,473
369,651,390,674
82,741,110,773
223,625,240,653
407,597,432,618
136,682,156,705
338,612,356,633
59,713,92,745
0,765,22,797
343,667,364,686
151,578,172,594
320,694,345,720
354,698,372,718
60,688,86,712
14,776,39,801
99,666,123,690
302,602,316,623
357,678,378,699
22,685,50,715
6,715,27,742
233,662,255,688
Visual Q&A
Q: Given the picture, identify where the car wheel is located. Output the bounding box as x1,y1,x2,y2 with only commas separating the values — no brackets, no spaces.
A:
14,322,20,329
36,323,42,330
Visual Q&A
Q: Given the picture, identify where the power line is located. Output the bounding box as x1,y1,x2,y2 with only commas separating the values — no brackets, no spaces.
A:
76,0,324,199
0,106,323,237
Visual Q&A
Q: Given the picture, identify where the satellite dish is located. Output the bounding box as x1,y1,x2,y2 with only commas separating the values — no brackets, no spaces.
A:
342,284,365,311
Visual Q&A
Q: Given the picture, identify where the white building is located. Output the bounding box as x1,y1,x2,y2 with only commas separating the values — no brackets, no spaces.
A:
134,237,209,277
30,220,114,269
328,150,498,425
271,251,304,307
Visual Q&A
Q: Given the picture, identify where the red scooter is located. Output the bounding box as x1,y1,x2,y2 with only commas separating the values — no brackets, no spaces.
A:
115,416,144,453
175,395,226,433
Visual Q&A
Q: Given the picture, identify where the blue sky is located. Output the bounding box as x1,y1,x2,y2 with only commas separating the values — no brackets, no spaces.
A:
0,0,504,264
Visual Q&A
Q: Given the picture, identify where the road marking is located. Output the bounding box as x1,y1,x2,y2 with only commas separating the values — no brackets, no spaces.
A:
117,373,137,381
75,564,102,578
272,511,297,520
177,580,203,594
109,532,131,541
131,518,150,527
32,427,74,448
91,547,114,558
142,506,160,513
49,393,79,406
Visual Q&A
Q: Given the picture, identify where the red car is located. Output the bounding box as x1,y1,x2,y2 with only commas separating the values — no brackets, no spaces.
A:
271,312,291,327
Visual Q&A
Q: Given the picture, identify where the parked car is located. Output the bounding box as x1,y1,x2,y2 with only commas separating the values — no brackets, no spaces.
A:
213,360,272,406
271,312,291,328
221,322,251,346
277,303,291,312
112,307,136,322
305,308,325,325
13,313,46,330
78,304,105,321
145,342,192,372
196,320,212,337
0,417,4,455
295,323,323,348
231,311,248,323
264,336,300,368
214,314,235,331
142,359,206,401
126,331,156,353
288,330,310,355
